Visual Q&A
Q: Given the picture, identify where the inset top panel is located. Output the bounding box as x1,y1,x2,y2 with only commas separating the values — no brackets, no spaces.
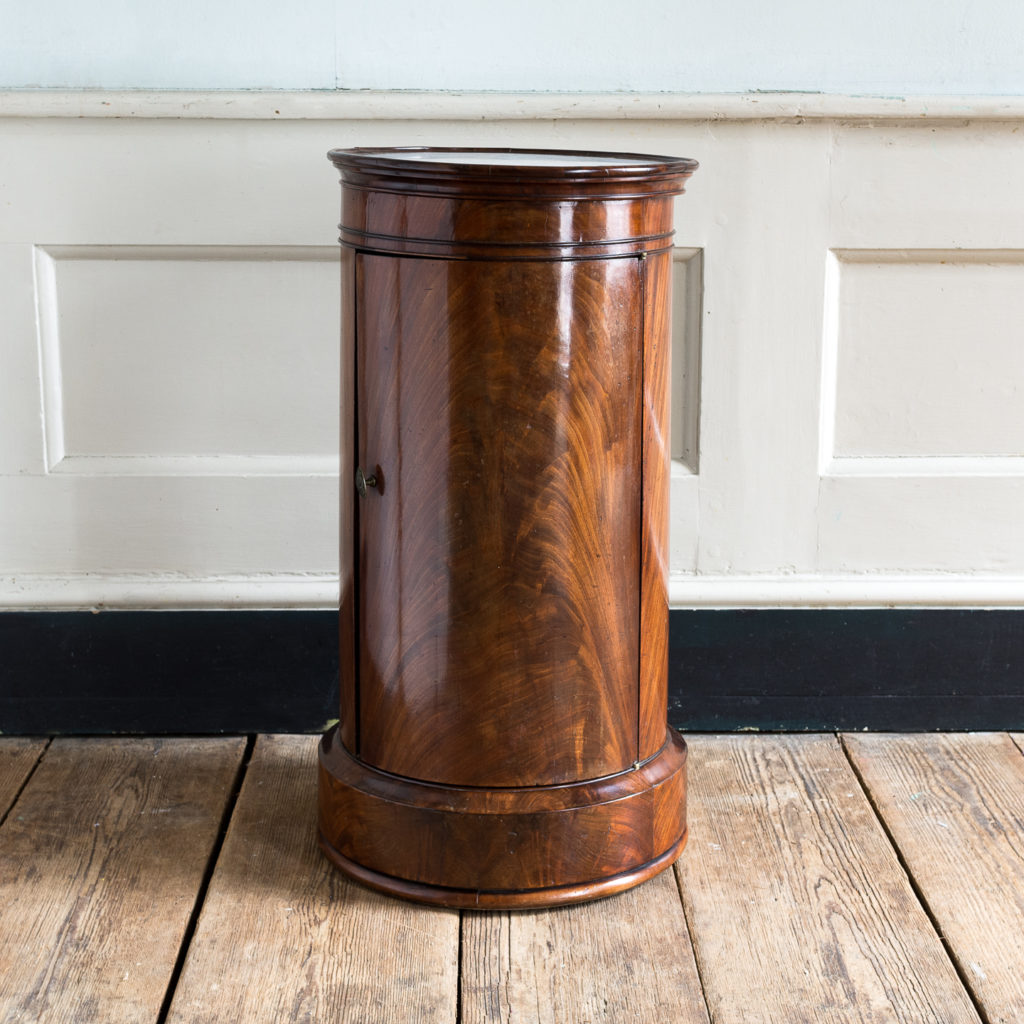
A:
336,148,691,169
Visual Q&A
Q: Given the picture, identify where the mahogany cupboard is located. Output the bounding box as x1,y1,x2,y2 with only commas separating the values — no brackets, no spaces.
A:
318,147,698,908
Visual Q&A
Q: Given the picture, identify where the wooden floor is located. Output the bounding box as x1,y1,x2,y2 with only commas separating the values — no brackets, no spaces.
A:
2,735,1023,1023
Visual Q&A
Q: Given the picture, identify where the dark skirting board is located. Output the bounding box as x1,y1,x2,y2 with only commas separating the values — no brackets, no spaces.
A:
1,609,1022,734
669,609,1024,731
0,611,338,735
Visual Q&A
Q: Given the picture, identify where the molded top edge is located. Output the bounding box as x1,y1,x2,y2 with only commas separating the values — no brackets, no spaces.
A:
328,146,698,189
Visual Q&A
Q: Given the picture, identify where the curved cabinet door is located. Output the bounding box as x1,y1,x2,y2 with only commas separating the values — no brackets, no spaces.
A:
355,253,643,787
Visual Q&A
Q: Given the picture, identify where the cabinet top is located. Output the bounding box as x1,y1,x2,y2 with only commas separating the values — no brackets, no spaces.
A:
328,147,697,198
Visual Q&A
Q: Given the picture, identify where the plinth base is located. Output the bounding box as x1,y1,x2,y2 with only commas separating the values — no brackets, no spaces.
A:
317,726,688,909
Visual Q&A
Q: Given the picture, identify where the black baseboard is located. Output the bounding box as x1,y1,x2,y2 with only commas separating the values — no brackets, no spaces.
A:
0,611,338,735
1,609,1023,735
668,610,1024,731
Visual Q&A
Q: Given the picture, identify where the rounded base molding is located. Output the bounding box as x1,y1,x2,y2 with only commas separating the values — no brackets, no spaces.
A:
317,726,688,909
318,827,688,910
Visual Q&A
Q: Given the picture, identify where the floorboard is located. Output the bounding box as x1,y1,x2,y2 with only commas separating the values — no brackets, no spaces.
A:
845,732,1024,1024
165,734,459,1024
0,737,245,1024
676,734,981,1024
2,733,1009,1023
461,866,710,1024
0,737,47,818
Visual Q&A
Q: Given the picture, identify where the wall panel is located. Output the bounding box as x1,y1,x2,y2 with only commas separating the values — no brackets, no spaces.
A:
1,98,1022,607
35,245,338,475
827,250,1024,463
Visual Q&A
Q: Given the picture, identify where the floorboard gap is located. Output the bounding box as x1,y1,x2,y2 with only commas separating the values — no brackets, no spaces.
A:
456,909,465,1024
837,733,992,1024
154,733,257,1024
0,737,52,828
672,860,715,1024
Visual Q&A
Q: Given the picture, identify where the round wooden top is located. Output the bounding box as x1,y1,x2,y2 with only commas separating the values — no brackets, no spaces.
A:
328,146,698,198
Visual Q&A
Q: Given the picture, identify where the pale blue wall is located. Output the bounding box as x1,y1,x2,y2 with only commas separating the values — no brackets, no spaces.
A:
3,0,1023,94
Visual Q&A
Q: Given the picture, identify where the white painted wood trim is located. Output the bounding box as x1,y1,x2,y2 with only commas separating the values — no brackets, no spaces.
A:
0,574,339,610
6,573,1024,611
3,90,1024,121
44,455,340,477
822,456,1024,478
669,575,1024,608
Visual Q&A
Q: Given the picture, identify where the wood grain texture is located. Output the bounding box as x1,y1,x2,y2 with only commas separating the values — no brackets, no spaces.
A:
170,734,458,1023
0,737,46,817
318,726,687,907
326,147,696,906
338,243,357,752
677,734,981,1024
639,247,673,762
333,147,695,261
845,732,1024,1024
461,867,710,1024
0,737,244,1024
356,253,642,787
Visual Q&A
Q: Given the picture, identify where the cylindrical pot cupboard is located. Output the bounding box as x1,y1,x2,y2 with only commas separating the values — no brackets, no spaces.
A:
318,147,698,909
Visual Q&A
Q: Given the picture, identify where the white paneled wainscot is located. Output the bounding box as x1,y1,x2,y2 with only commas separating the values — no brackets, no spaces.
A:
2,94,1023,608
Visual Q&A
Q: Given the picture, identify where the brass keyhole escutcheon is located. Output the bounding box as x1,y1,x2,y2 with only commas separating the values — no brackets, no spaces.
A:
356,466,378,498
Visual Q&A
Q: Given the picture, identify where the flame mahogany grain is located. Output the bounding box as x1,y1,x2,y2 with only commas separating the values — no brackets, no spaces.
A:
320,147,698,908
356,254,641,786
